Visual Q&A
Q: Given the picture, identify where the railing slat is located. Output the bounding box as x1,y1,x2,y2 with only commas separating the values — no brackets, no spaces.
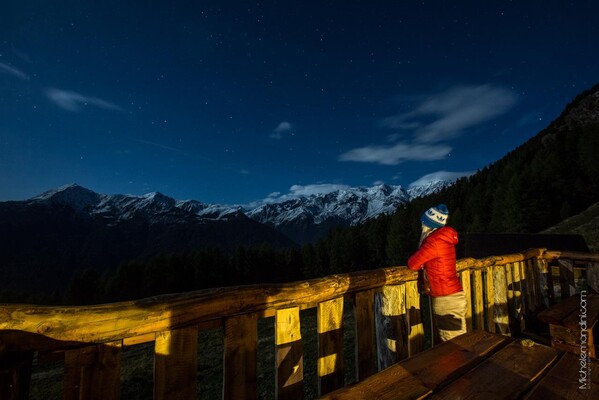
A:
558,259,576,298
318,297,344,396
275,307,304,400
512,262,525,333
223,313,258,400
375,285,407,368
492,265,510,336
64,341,121,400
460,270,473,333
154,326,198,400
484,268,495,333
0,351,33,400
405,281,424,356
354,290,376,381
473,270,484,330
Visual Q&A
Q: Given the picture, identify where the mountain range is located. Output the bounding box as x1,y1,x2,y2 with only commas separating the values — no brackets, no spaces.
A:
0,180,448,294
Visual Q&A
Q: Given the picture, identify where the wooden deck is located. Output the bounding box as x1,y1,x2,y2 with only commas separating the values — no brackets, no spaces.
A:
320,331,599,399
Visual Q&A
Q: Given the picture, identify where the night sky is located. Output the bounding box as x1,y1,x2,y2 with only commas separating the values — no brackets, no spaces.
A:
1,1,598,205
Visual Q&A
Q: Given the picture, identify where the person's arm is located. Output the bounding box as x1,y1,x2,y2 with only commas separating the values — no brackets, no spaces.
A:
407,240,435,270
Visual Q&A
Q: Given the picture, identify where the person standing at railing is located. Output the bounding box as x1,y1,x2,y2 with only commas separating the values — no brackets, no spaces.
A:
407,204,467,342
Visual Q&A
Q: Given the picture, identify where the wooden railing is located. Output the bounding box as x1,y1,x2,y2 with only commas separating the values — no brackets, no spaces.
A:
1,249,598,399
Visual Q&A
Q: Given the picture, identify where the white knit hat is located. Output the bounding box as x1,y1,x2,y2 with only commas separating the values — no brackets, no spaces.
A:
421,204,448,229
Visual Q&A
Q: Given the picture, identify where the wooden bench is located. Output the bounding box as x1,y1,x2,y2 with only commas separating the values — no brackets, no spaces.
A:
319,331,581,399
538,292,599,358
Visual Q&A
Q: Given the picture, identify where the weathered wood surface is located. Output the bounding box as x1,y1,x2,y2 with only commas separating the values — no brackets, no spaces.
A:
492,265,510,335
64,341,121,400
154,326,198,400
275,307,304,400
430,340,559,399
353,290,375,381
405,280,424,356
0,247,574,349
459,270,473,333
0,351,33,400
524,352,599,399
223,313,258,400
318,297,345,396
375,285,407,370
473,270,484,330
537,292,585,326
319,331,511,400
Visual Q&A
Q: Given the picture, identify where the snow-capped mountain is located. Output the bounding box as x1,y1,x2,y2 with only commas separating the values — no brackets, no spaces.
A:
32,181,449,226
31,184,243,225
246,182,450,243
29,181,451,243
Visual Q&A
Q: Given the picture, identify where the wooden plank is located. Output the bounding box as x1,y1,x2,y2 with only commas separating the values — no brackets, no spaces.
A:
512,262,526,332
484,268,495,333
460,270,472,333
430,340,559,399
518,261,531,316
223,313,258,400
559,259,576,298
524,352,599,399
353,290,375,381
319,331,511,400
530,258,543,309
275,307,304,400
505,263,515,317
405,281,424,356
537,293,581,326
536,258,551,308
64,341,122,400
587,262,599,294
374,285,407,371
473,270,484,331
154,326,198,400
123,332,155,347
525,260,536,312
0,351,33,400
318,297,345,396
492,265,511,336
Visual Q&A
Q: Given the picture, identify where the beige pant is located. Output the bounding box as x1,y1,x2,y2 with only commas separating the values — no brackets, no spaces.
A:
431,291,467,342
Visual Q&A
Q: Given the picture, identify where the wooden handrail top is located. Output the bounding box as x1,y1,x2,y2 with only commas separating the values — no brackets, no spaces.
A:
0,248,595,347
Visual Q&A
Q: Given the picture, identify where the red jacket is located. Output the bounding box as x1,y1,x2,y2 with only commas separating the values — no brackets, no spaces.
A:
407,227,462,297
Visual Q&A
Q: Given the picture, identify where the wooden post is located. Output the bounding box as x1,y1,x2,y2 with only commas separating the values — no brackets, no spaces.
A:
317,297,344,396
492,265,511,336
484,268,495,333
154,326,198,400
64,341,122,400
0,351,33,400
374,285,407,371
353,290,375,381
405,281,424,356
223,313,258,400
473,270,484,331
275,307,304,400
460,270,473,333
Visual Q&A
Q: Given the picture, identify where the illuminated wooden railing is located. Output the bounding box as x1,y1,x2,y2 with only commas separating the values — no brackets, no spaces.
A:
1,249,598,399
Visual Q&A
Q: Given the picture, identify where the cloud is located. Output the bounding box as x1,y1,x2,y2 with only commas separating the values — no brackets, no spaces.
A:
270,121,293,139
339,142,452,165
408,170,475,187
0,62,29,80
340,84,517,166
44,87,123,112
382,84,517,143
247,183,350,208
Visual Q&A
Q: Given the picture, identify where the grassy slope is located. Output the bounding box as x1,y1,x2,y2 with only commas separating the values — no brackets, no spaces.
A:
542,202,599,252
